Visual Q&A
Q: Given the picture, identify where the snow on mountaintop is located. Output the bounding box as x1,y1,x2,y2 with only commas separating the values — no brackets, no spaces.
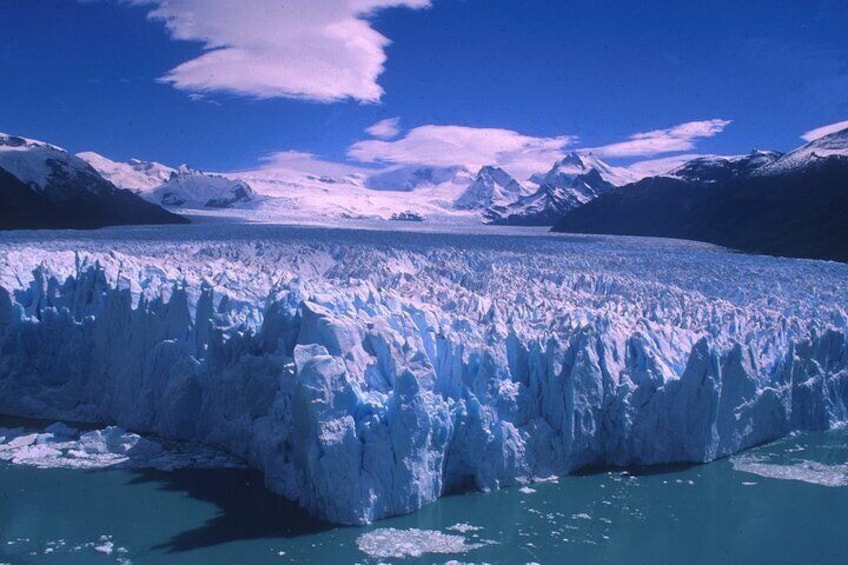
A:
668,150,783,183
486,152,634,225
534,152,638,188
78,151,255,210
454,165,526,210
0,132,65,153
77,151,175,192
743,148,785,167
757,127,848,176
0,132,188,229
0,132,96,192
225,164,478,224
77,148,479,223
154,166,255,209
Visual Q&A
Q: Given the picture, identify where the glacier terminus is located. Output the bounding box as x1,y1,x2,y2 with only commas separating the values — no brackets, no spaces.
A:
1,223,846,525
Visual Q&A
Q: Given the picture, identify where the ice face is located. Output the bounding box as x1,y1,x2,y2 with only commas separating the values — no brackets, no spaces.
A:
0,224,846,524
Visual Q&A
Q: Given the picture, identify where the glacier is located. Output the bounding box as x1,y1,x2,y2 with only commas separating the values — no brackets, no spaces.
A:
1,224,847,525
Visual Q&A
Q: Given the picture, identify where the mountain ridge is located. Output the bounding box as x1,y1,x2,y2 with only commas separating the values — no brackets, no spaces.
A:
552,127,848,262
0,133,187,230
485,152,635,225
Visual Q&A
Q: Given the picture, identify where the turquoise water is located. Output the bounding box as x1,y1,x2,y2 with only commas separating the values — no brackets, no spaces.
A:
2,429,847,564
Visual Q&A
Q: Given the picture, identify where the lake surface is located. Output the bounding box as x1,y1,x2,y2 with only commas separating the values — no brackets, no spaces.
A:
1,427,847,564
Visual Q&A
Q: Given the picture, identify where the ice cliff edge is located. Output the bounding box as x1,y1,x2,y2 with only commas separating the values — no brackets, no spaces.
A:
1,227,847,524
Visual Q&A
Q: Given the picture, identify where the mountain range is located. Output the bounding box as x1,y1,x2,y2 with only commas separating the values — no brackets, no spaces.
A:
0,134,186,230
483,152,637,225
2,127,846,262
0,129,669,229
78,152,255,209
552,128,848,262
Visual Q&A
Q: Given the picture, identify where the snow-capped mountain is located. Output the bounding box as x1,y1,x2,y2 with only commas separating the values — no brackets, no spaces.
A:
77,151,175,192
756,126,848,176
79,153,255,209
487,152,636,225
535,151,638,187
669,150,782,184
227,163,478,224
453,165,525,210
153,165,255,208
553,127,848,262
0,132,186,230
1,133,110,198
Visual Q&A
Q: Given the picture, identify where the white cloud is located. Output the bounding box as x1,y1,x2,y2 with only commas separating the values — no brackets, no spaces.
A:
253,150,372,178
187,93,221,106
800,119,848,142
122,0,431,102
589,119,732,158
365,117,402,139
624,154,718,179
348,124,577,180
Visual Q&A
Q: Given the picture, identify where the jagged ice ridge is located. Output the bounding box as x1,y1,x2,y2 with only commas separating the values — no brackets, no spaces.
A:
1,225,847,524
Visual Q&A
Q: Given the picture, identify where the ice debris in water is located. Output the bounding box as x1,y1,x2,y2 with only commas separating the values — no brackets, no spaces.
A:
94,536,114,556
731,455,848,487
0,423,241,470
446,523,485,533
356,528,493,559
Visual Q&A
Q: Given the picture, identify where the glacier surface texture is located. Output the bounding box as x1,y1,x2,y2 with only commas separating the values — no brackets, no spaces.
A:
1,225,847,524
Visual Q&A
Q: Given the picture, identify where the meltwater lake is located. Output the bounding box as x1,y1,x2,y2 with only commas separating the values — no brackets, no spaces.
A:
2,427,847,564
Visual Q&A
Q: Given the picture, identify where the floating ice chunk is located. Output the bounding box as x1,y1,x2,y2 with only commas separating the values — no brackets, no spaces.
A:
519,486,537,494
0,423,240,471
446,523,484,533
2,432,37,450
731,455,848,487
93,536,113,555
356,528,492,559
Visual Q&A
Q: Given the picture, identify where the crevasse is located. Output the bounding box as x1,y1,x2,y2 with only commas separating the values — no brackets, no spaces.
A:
1,226,847,524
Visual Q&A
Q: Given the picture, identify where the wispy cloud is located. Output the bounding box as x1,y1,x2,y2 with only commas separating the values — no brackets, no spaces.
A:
800,119,848,142
187,93,221,106
589,119,732,158
348,124,577,180
624,154,719,179
365,117,402,139
118,0,431,102
252,150,371,178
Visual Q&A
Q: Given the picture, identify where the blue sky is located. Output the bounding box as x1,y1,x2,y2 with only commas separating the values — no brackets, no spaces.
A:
1,0,847,178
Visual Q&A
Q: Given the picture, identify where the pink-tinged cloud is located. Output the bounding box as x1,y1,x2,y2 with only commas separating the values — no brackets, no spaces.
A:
624,153,721,179
348,124,577,180
253,150,372,178
365,117,402,139
124,0,431,102
800,119,848,142
590,119,732,158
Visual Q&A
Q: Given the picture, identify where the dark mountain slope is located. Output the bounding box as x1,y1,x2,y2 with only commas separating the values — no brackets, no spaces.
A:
552,156,848,262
